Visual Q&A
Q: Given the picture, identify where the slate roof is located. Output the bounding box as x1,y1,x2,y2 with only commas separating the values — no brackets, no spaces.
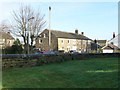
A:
0,32,14,39
108,44,120,50
46,29,91,40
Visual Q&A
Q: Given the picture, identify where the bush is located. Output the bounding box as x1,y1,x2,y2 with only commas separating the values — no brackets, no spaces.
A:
3,45,23,54
2,38,24,54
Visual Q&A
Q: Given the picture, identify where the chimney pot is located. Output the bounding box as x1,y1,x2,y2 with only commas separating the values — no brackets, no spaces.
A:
7,32,10,34
75,29,78,34
113,32,115,38
81,32,84,35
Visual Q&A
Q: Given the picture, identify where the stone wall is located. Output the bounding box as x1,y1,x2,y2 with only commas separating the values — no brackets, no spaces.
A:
2,53,119,69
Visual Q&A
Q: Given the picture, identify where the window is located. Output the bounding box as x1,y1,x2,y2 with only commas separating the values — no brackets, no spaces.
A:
39,35,41,38
61,40,64,44
41,40,42,43
111,42,114,45
43,34,46,38
9,40,11,44
43,33,47,38
68,40,70,43
7,40,10,44
39,39,42,43
67,48,70,51
67,48,69,51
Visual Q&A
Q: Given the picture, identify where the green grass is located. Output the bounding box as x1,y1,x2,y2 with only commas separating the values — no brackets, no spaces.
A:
2,57,119,88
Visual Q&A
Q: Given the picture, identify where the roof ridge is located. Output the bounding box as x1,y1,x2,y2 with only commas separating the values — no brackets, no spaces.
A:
50,29,75,34
97,39,107,41
46,29,88,36
0,31,14,39
44,29,91,40
50,29,86,36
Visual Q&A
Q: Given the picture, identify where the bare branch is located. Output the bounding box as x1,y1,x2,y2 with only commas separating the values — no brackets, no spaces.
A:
12,5,46,51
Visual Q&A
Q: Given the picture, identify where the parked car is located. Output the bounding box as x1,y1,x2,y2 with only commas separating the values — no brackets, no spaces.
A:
43,51,59,55
43,51,55,55
34,51,43,55
69,50,79,54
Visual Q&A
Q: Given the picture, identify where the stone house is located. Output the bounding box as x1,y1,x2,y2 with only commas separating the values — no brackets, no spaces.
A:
102,44,120,53
0,32,15,49
35,29,92,53
101,33,120,53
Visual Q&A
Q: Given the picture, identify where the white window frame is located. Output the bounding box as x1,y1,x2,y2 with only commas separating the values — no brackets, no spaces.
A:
39,39,42,44
43,33,46,38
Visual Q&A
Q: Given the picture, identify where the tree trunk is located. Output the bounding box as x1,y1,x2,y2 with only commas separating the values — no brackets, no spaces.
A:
30,36,34,53
22,36,27,54
24,44,28,54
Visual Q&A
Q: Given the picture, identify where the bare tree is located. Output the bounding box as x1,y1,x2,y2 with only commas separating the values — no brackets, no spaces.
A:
12,5,46,53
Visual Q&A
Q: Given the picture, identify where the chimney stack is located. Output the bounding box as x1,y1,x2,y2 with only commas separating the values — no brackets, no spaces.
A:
75,29,78,34
113,32,115,38
81,32,84,35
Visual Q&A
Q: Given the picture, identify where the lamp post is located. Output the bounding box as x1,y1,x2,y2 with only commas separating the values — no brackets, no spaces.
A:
27,17,34,54
49,6,51,50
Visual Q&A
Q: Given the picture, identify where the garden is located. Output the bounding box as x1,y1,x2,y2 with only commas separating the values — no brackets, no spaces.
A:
2,57,118,88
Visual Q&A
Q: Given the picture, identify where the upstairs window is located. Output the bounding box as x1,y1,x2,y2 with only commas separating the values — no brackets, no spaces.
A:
41,40,42,43
43,33,47,38
39,35,41,38
39,39,42,44
68,40,69,43
43,34,46,38
111,42,114,45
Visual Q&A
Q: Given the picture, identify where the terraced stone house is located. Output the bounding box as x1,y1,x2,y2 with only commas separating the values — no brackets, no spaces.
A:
35,29,92,53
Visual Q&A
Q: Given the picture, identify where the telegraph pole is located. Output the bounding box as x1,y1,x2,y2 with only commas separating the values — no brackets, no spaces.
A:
49,6,51,50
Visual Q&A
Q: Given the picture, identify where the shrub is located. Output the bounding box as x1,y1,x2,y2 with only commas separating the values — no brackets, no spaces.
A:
3,45,23,54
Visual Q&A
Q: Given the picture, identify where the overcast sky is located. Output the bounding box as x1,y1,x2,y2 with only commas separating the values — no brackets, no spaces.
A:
0,0,119,41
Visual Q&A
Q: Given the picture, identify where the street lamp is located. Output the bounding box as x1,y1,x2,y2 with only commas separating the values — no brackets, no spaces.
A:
27,16,34,54
49,6,51,50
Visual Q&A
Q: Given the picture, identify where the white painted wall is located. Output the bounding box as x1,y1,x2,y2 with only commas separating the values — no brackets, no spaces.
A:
108,34,120,48
72,46,77,50
103,49,113,53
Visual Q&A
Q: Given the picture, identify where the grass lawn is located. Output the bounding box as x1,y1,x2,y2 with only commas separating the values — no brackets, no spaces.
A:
2,57,119,88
